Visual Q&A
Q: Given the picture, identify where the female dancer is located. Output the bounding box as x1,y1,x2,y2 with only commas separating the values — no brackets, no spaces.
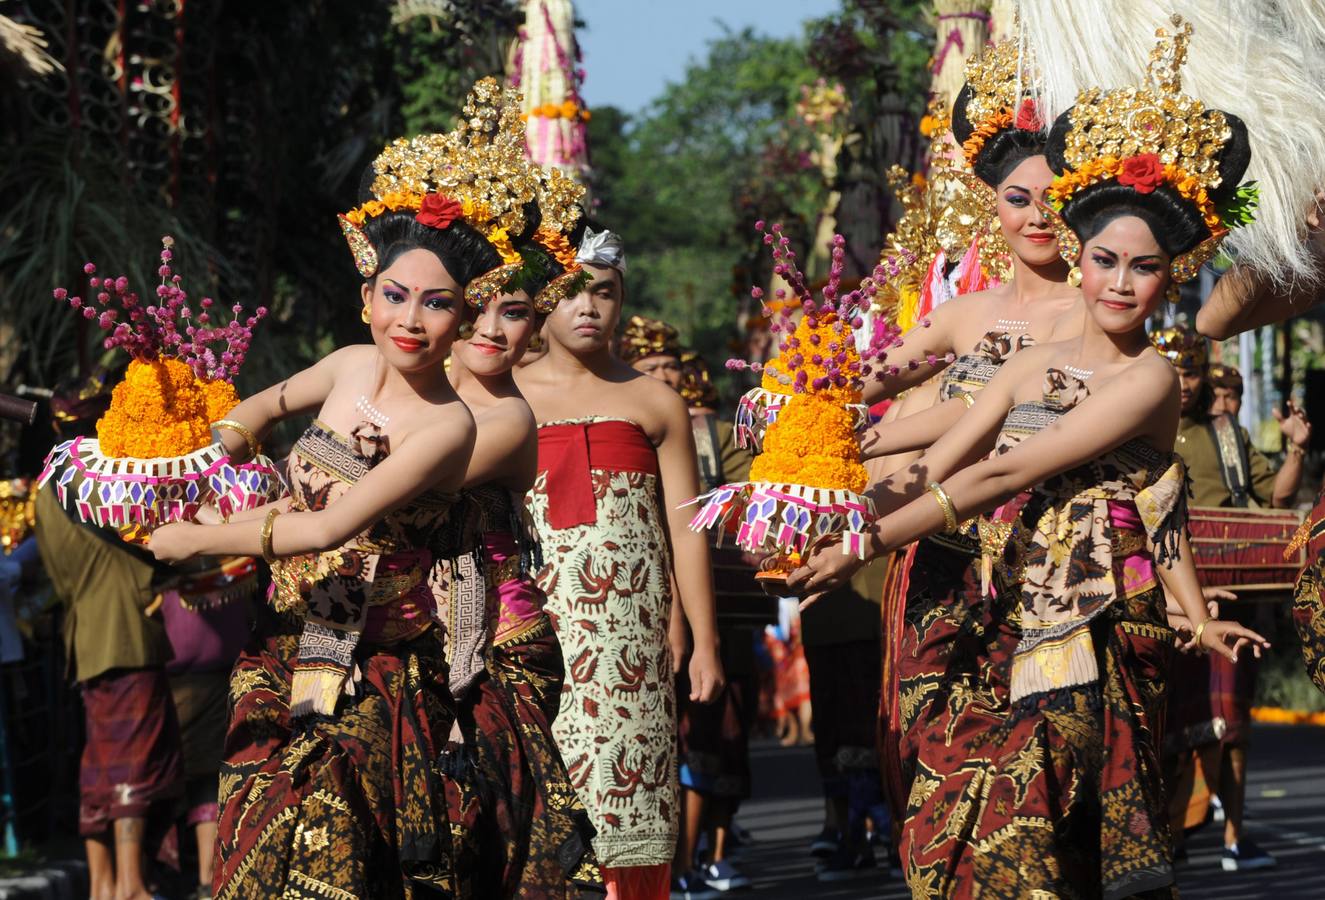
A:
791,22,1269,896
147,81,548,898
857,44,1084,862
443,209,605,896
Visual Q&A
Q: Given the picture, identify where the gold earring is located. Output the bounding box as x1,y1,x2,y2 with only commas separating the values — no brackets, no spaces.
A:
1067,265,1082,287
361,304,371,324
458,321,475,339
1167,283,1182,304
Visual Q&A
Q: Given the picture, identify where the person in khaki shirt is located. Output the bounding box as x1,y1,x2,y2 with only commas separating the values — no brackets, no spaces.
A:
1153,324,1311,872
33,391,181,900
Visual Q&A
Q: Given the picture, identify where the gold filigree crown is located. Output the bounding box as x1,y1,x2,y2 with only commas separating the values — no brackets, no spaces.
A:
338,78,544,308
960,41,1044,170
1150,324,1208,369
1046,17,1256,282
1059,19,1227,194
370,78,538,237
962,40,1040,131
526,166,588,313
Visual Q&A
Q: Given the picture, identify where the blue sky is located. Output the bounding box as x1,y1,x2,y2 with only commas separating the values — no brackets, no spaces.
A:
575,0,841,113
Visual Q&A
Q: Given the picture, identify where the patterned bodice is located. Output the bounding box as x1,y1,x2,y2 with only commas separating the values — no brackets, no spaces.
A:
269,420,469,716
939,330,1035,403
271,420,464,632
985,369,1188,702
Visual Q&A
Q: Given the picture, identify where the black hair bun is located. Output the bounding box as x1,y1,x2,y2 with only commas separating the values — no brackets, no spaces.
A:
951,84,977,144
351,162,502,286
1044,108,1072,176
952,82,1047,187
1210,112,1250,206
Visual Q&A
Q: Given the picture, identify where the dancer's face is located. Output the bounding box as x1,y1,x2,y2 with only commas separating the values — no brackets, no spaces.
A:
361,248,462,374
632,353,684,389
545,264,622,355
454,291,537,377
1079,215,1169,335
996,155,1061,268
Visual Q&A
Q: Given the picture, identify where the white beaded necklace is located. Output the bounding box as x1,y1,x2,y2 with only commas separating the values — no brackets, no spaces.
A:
356,395,390,429
1063,364,1094,382
994,317,1031,333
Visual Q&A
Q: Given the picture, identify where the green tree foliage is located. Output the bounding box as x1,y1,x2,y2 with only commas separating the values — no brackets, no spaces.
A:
586,27,820,374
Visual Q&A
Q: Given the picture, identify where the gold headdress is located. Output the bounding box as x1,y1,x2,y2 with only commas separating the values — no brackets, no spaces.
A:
526,166,588,313
618,315,681,366
1045,17,1257,282
337,78,541,308
679,349,719,409
1150,323,1208,369
959,39,1044,169
1207,362,1243,394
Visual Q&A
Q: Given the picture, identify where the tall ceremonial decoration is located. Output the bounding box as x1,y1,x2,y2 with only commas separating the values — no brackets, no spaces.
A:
688,227,916,582
37,241,278,538
511,0,589,180
928,1,991,108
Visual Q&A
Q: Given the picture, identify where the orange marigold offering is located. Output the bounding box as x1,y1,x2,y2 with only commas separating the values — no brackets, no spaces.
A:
690,224,914,579
38,237,278,535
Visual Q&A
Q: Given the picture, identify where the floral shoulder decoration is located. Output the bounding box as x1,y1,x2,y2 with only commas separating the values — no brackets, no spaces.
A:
687,223,943,582
37,237,281,539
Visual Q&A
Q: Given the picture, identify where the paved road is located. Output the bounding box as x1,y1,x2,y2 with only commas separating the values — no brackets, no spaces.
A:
733,723,1325,898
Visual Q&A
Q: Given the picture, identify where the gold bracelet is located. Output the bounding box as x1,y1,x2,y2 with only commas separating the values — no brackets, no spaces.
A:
1192,617,1213,651
927,481,959,534
214,419,258,460
1287,443,1306,457
958,391,975,409
260,507,282,563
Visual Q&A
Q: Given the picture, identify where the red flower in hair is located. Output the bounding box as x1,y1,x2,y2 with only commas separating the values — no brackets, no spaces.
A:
1117,154,1165,194
1014,98,1043,131
415,193,463,229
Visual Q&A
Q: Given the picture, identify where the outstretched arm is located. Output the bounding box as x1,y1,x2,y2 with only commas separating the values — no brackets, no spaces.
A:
789,356,1175,597
209,347,354,459
149,411,476,561
860,301,962,405
859,395,971,459
655,388,725,703
1196,193,1325,340
1152,531,1269,662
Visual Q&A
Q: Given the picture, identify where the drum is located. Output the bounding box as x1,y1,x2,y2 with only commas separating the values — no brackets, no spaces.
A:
1188,505,1305,593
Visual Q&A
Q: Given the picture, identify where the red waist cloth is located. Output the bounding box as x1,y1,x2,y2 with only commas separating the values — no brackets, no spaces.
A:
537,420,658,530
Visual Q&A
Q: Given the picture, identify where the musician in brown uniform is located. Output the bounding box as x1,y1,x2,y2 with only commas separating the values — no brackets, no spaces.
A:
1153,324,1311,872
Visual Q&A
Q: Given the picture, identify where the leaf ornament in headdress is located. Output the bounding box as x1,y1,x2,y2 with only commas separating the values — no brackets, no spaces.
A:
337,78,541,308
1041,17,1257,283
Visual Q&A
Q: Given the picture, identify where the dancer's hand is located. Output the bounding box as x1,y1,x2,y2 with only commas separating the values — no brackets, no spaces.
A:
1190,619,1271,663
785,538,864,607
688,641,725,703
148,521,201,563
